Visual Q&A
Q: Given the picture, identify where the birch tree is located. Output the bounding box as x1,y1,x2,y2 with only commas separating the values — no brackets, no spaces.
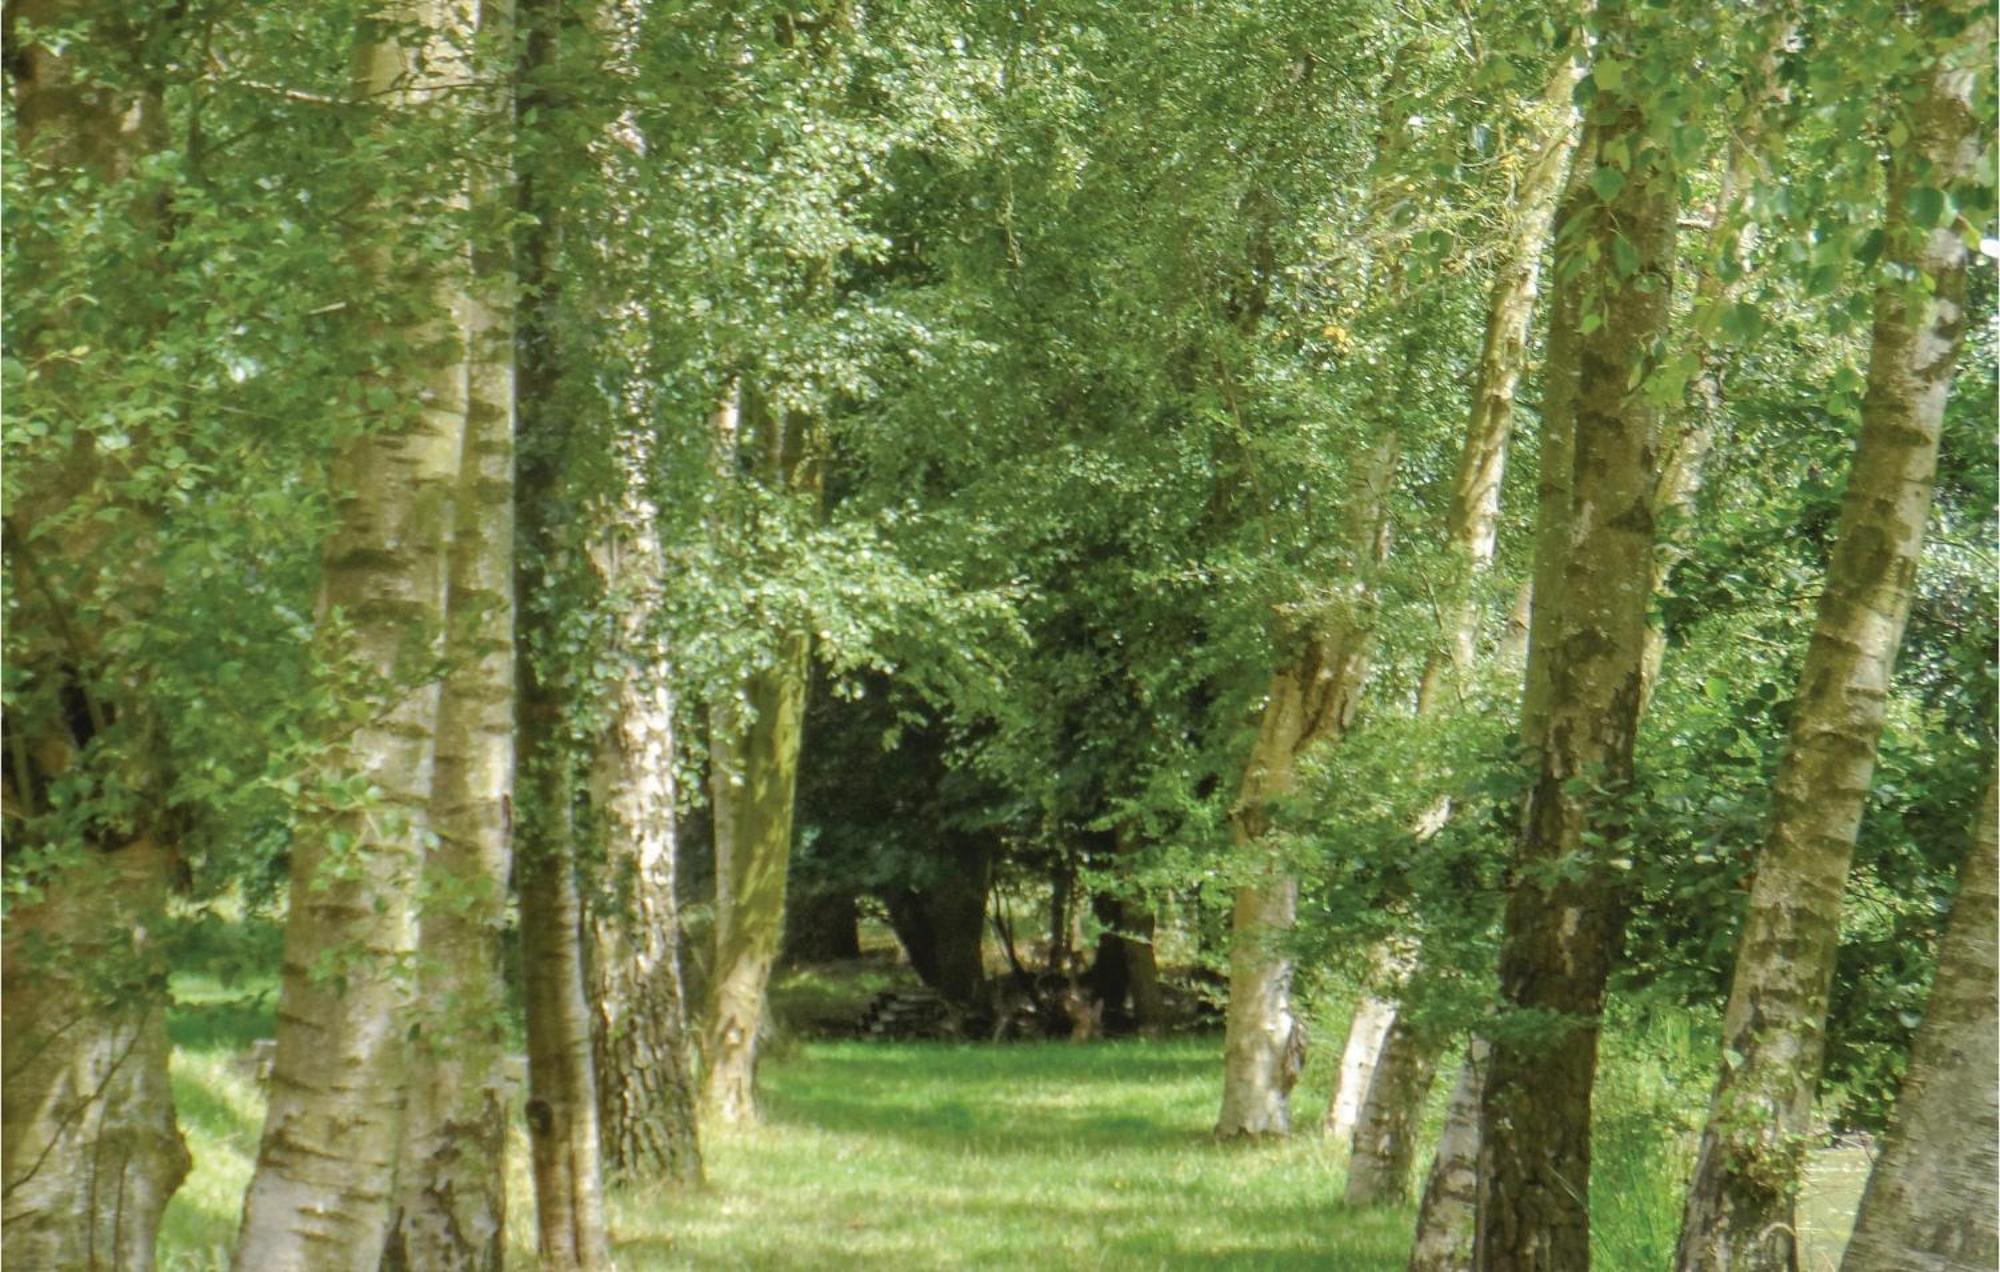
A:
1218,437,1395,1137
231,2,487,1263
1476,1,1684,1260
1676,13,1991,1266
1335,47,1582,1206
1839,776,1997,1272
380,5,521,1266
586,446,702,1185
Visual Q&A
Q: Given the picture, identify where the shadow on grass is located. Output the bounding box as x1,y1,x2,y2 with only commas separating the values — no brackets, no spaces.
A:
759,1040,1231,1159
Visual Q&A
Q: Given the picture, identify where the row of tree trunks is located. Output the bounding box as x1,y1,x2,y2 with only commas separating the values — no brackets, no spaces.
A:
2,4,190,1266
1476,2,1682,1260
235,3,490,1263
1840,777,1998,1271
1674,17,1988,1268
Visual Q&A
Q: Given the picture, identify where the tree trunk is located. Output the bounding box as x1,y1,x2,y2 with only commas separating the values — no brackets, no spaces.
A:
883,837,993,1005
511,0,610,1257
516,771,611,1272
784,888,862,964
1345,1016,1445,1206
1639,15,1790,705
1841,777,1998,1272
1409,1041,1487,1272
585,478,702,1188
385,10,518,1261
1327,993,1400,1144
1417,49,1581,713
703,633,810,1124
1218,435,1393,1138
1120,912,1169,1037
1477,18,1680,1262
1675,22,1986,1270
1328,53,1580,1183
235,10,479,1263
2,842,191,1272
2,7,188,1267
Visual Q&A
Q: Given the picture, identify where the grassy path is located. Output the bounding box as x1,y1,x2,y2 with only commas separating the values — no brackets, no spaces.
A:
619,1040,1412,1269
159,986,1859,1269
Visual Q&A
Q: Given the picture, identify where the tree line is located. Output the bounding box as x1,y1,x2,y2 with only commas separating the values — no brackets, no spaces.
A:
3,0,1994,1269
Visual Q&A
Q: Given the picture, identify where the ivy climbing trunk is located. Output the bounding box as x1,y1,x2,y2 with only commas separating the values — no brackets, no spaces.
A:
585,461,702,1187
1217,437,1393,1137
511,0,610,1259
1840,777,1998,1272
235,5,479,1264
2,5,189,1266
1675,19,1987,1269
1477,9,1681,1262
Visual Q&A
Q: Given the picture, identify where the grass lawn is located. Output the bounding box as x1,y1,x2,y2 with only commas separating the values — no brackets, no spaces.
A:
158,977,1863,1269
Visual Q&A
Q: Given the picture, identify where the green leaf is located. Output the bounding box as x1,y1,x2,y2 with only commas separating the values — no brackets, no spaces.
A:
1906,185,1947,228
1589,165,1627,204
1611,233,1640,279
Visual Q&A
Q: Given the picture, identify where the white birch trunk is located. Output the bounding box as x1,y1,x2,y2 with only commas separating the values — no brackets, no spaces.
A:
1675,21,1988,1268
1841,777,1998,1272
385,24,519,1256
1408,1041,1487,1272
234,5,477,1260
586,449,702,1186
1327,993,1400,1145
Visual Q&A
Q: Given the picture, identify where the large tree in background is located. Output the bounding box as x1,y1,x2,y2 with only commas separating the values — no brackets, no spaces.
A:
1675,12,1990,1267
